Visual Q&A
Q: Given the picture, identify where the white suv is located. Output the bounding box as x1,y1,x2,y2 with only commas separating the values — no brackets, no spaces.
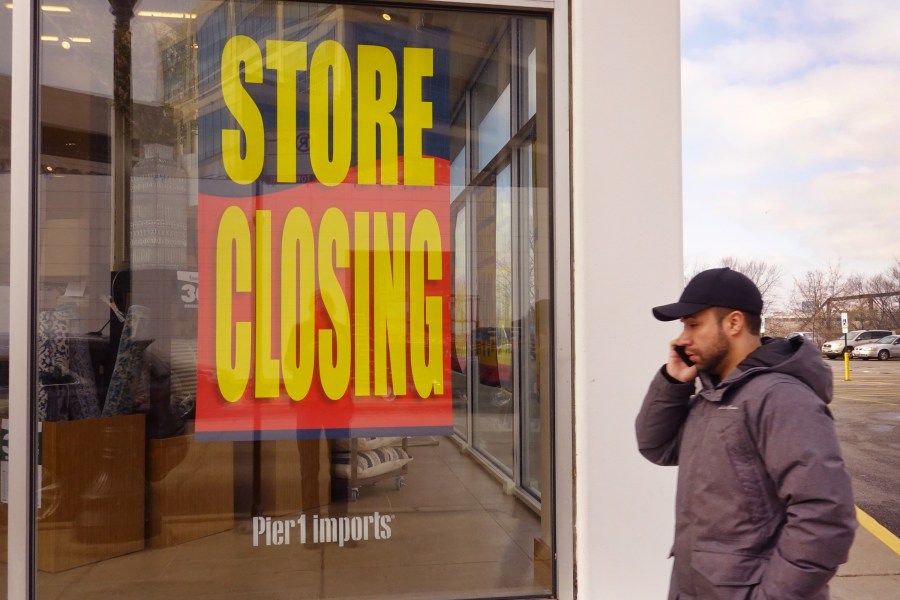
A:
821,330,893,359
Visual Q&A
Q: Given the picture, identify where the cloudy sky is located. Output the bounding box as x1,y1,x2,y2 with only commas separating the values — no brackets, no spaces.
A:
681,0,900,308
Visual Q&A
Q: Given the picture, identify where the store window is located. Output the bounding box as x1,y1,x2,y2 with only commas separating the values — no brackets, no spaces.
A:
30,2,552,598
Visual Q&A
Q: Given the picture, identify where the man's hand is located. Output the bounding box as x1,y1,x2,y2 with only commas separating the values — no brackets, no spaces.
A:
666,341,698,382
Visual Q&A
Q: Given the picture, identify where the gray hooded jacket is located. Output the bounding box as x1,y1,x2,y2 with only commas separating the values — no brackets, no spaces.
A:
636,338,857,600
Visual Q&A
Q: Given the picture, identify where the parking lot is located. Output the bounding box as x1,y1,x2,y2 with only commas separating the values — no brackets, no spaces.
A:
825,357,900,537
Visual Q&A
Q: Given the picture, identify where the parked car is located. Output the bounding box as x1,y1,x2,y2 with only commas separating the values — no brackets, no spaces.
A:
821,330,893,359
786,331,816,345
851,335,900,361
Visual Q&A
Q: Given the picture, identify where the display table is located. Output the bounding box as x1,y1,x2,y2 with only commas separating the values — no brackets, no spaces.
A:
147,433,234,548
0,414,146,572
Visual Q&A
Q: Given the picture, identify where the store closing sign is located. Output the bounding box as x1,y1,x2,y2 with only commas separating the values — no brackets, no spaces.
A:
196,22,453,441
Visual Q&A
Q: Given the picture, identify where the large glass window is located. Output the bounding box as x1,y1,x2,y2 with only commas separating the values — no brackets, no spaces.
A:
30,3,553,598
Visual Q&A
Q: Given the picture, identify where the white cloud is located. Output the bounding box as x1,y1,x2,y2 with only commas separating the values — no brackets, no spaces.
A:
681,0,759,32
684,62,900,178
682,2,900,307
830,10,900,63
686,39,816,84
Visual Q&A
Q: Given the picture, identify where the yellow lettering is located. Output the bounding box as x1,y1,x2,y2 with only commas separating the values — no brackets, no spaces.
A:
354,212,371,396
266,40,308,183
310,41,353,186
357,45,398,185
318,208,351,399
255,211,279,397
373,212,407,395
403,48,434,186
281,208,316,400
216,207,252,401
410,210,443,396
222,36,265,185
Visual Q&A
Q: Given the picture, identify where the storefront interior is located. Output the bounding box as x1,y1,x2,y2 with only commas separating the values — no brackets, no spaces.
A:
0,2,555,598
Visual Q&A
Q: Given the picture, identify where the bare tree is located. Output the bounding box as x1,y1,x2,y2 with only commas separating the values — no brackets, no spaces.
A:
862,273,900,330
787,263,850,341
855,259,900,330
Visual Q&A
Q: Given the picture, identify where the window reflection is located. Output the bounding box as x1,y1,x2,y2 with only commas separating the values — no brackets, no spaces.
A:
451,204,469,439
474,32,511,172
28,3,554,598
473,165,514,473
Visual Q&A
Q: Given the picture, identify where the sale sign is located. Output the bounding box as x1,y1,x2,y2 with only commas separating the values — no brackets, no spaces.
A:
196,22,452,441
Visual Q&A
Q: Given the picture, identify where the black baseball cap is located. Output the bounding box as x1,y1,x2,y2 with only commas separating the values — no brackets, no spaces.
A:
652,267,763,321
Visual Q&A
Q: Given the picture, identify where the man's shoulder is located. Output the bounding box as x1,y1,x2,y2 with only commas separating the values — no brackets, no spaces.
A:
733,370,829,415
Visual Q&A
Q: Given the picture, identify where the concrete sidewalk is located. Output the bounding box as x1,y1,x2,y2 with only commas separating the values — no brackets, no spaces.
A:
831,523,900,599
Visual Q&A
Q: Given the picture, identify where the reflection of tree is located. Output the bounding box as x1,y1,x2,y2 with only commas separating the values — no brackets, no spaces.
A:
495,257,512,327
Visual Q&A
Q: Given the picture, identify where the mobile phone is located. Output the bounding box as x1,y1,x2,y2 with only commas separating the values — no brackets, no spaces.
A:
675,345,695,367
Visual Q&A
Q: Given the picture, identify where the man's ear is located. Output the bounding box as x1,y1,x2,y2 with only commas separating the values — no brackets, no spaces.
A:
722,310,744,336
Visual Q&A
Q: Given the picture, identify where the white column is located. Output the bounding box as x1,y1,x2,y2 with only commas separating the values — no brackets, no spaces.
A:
571,1,682,597
9,0,37,599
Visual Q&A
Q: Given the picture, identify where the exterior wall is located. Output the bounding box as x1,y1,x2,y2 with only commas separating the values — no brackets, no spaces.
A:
571,1,682,598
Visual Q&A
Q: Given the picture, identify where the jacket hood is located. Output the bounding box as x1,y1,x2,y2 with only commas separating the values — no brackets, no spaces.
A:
702,337,834,404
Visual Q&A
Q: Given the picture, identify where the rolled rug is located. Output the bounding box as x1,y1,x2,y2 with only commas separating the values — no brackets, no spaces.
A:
102,305,153,417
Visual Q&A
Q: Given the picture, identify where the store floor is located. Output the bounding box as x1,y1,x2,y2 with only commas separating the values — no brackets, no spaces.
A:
28,437,546,600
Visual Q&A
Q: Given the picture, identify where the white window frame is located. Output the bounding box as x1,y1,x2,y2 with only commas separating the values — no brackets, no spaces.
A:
9,0,38,598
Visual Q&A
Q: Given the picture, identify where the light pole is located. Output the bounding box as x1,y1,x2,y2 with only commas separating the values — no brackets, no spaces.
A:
109,0,139,271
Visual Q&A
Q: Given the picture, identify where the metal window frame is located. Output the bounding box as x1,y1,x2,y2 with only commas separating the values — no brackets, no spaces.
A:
4,1,573,599
8,0,38,598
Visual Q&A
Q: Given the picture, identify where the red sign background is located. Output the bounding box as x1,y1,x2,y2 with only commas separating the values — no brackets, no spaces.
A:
196,163,452,440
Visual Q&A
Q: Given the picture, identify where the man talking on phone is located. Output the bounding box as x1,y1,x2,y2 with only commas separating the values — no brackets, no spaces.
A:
636,267,856,600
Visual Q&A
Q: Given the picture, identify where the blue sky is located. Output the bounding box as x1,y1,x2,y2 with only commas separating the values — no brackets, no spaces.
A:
681,0,900,308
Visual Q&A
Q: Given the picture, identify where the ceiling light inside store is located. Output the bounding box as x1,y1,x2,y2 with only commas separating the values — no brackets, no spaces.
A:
136,10,197,19
61,40,70,49
40,35,59,42
70,37,91,43
4,4,74,11
382,13,391,21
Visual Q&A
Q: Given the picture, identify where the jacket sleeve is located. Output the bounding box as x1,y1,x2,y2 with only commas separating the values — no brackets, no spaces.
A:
635,367,695,466
752,380,857,600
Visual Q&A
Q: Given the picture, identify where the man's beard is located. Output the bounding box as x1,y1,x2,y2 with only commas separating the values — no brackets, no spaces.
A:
697,325,730,376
